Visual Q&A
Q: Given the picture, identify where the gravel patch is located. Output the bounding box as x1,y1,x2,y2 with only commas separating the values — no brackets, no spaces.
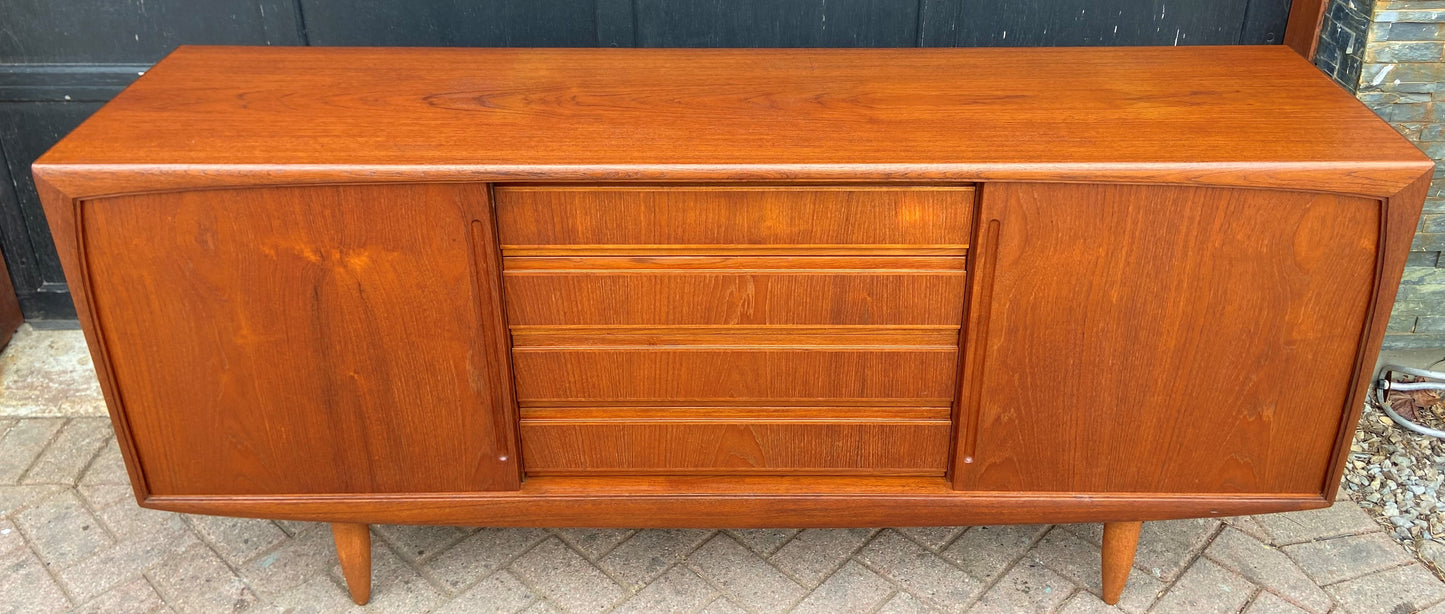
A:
1343,393,1445,578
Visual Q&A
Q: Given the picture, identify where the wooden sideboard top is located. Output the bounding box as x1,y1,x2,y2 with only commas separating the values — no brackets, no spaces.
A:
34,45,1432,198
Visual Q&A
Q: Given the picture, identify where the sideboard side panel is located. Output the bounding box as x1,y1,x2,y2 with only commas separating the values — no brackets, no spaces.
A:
954,182,1381,495
78,183,521,495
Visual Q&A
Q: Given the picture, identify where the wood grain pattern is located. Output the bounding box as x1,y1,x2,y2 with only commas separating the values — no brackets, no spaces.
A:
519,420,951,475
77,184,520,495
1321,170,1433,503
32,47,1433,201
144,477,1331,527
503,256,966,270
28,46,1433,539
503,257,965,326
495,185,973,253
495,185,969,476
519,406,952,420
0,252,25,348
1101,521,1142,605
331,523,372,606
954,183,1382,495
1284,0,1328,58
510,325,960,349
513,347,958,405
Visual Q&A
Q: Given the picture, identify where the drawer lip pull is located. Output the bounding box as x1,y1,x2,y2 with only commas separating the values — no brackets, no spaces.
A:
958,217,1001,466
519,420,952,475
500,245,970,257
471,218,521,470
494,184,975,251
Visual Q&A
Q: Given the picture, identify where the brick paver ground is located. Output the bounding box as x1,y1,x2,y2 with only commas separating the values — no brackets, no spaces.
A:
1,325,1442,613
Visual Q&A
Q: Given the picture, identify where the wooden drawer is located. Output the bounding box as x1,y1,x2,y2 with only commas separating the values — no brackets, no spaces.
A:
497,184,970,477
519,419,952,475
494,185,973,255
503,256,966,326
512,346,959,405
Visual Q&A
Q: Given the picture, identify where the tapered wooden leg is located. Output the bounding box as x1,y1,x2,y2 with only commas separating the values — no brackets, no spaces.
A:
331,523,372,605
1101,521,1142,605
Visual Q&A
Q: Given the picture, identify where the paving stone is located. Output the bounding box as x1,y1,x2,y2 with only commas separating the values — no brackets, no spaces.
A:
1057,590,1128,614
895,526,966,551
77,438,130,486
521,601,565,614
1227,515,1278,545
599,528,713,590
1325,563,1445,614
611,565,717,614
0,484,63,515
790,560,894,614
21,418,110,485
876,591,945,614
687,533,805,613
1252,501,1380,546
68,576,165,614
0,418,63,483
425,527,548,592
1204,527,1332,613
334,544,446,614
77,483,134,511
726,528,800,556
11,326,1445,613
239,524,338,599
1243,591,1311,614
56,518,199,602
0,546,70,614
0,517,23,558
95,499,188,541
1028,527,1165,614
552,528,635,560
15,488,111,567
510,536,626,614
1152,558,1256,614
695,597,748,614
856,529,981,611
273,519,313,537
1280,531,1415,586
188,514,289,566
55,395,107,418
0,327,104,418
263,574,365,614
768,528,875,586
373,524,468,563
147,541,259,614
968,559,1073,614
942,524,1048,583
431,570,537,614
1070,518,1220,582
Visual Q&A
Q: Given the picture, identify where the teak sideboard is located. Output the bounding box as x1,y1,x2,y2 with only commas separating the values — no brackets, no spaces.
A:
32,45,1432,606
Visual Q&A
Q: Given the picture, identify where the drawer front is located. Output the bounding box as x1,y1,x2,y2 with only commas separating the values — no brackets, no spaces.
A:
519,420,952,475
495,184,970,477
512,347,958,405
503,256,966,326
495,185,973,254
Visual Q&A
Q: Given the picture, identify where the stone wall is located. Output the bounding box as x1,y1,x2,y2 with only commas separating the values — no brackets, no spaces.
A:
1317,0,1373,88
1321,0,1445,349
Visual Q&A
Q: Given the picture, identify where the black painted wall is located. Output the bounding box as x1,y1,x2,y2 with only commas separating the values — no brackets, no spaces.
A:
0,0,1292,320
